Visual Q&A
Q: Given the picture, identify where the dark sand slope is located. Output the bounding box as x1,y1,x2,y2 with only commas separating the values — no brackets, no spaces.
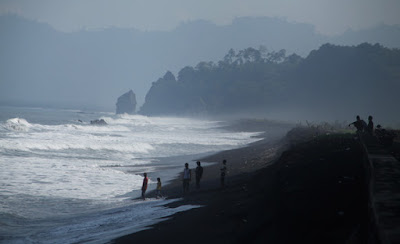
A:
276,133,367,243
112,128,369,244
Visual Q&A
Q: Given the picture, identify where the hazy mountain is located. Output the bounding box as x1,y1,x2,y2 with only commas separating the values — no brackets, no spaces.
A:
1,14,399,111
140,44,400,123
332,24,400,49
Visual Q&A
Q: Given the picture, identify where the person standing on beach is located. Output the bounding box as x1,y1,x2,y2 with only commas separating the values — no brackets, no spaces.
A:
220,159,227,188
195,161,203,189
183,163,191,195
366,115,374,135
156,177,162,199
141,173,148,200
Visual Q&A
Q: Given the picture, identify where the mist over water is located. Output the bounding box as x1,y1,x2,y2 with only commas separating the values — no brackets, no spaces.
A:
0,106,261,243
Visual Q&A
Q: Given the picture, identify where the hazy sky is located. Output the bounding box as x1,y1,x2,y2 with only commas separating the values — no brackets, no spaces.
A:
1,0,400,35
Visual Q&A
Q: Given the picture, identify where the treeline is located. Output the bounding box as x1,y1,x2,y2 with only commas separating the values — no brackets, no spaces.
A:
139,43,400,120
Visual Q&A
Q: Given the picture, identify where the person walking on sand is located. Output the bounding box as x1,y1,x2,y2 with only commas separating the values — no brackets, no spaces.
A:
183,163,191,195
220,159,227,188
195,161,203,189
156,177,162,199
141,173,148,200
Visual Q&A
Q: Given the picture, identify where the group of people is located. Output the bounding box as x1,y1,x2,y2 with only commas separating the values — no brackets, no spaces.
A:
348,115,395,147
182,161,202,194
182,159,228,194
140,159,228,200
348,115,374,135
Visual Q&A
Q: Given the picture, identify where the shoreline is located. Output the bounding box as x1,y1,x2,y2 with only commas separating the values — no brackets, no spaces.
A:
112,125,373,243
133,120,292,201
112,121,293,243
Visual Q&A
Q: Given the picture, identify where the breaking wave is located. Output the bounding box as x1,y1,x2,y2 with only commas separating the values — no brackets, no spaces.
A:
3,118,32,132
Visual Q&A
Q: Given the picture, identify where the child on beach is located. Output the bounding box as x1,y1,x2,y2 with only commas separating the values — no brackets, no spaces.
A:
156,177,162,199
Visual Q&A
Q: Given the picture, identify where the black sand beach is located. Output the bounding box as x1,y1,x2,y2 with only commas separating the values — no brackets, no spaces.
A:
111,123,399,244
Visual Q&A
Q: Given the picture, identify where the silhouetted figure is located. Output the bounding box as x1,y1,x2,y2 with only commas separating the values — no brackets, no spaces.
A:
348,115,366,132
141,173,148,200
156,177,162,199
195,161,203,189
366,115,374,135
220,159,227,188
183,163,191,195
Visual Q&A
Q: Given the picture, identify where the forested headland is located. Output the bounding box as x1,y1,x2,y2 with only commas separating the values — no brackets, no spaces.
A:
139,43,400,123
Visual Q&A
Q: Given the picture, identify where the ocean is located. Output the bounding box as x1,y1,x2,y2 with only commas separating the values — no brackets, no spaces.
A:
0,106,261,244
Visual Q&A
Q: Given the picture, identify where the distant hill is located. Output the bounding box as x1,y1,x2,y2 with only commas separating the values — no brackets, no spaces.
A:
1,14,399,111
332,24,400,48
139,43,400,123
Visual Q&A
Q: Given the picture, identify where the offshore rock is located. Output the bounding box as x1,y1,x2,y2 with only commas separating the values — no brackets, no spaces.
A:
90,119,107,125
116,90,137,114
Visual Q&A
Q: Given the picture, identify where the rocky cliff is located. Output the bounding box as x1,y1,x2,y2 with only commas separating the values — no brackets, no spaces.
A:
116,90,137,114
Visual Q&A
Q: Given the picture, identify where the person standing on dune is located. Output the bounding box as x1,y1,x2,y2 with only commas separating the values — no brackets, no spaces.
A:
366,115,374,135
348,115,366,133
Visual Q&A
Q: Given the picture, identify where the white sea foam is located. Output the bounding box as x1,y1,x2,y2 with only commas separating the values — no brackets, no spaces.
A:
1,114,260,200
1,198,201,244
1,114,260,204
3,118,32,132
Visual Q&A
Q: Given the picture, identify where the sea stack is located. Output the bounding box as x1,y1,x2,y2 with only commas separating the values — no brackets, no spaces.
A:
116,90,137,114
